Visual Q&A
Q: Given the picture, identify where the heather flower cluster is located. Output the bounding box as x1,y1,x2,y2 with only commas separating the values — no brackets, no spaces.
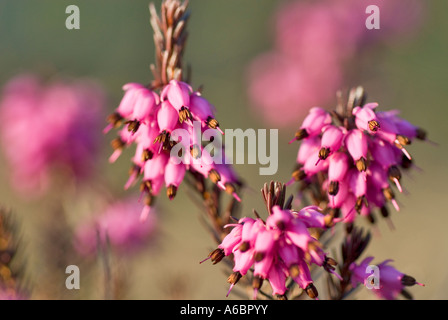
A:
0,74,105,196
247,0,424,127
288,89,428,226
106,80,241,220
202,183,340,300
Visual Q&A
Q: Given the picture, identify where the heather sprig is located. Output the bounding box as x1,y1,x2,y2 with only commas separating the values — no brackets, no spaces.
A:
105,0,242,221
288,86,428,228
202,181,340,300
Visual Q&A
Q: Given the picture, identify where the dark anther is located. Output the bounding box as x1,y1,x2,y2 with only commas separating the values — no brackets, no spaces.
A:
209,248,225,265
305,284,319,299
206,117,220,130
291,169,307,182
416,128,427,140
328,181,339,196
179,107,192,123
126,120,141,133
227,272,242,285
208,169,221,184
356,157,367,172
167,185,177,200
388,165,402,182
368,120,380,132
318,147,331,161
142,149,154,162
294,129,309,141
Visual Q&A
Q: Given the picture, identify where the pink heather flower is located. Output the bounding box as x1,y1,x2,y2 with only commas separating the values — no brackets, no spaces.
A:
202,205,339,299
189,92,223,133
317,125,344,163
164,159,187,200
345,129,368,171
328,152,350,183
74,197,157,256
290,107,332,143
246,0,424,128
289,96,427,225
161,80,192,112
296,136,320,165
106,80,240,220
350,257,424,300
0,74,105,197
353,103,380,133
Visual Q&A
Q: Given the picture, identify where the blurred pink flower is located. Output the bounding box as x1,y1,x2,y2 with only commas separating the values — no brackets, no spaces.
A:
247,0,424,127
288,99,427,225
0,74,105,197
0,290,27,300
74,198,157,256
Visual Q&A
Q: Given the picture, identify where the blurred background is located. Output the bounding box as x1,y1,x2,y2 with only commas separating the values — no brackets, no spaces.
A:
0,0,447,300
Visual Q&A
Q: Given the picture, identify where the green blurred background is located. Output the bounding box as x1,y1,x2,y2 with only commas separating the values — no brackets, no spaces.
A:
0,0,447,300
